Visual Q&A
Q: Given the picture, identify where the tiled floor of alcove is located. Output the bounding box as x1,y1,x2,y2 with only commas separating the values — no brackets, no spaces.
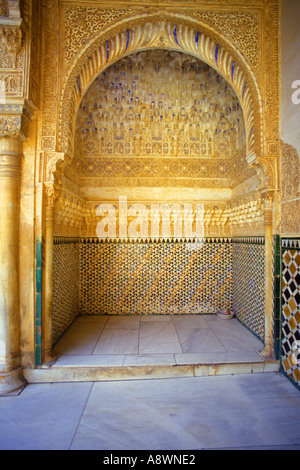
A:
52,314,265,368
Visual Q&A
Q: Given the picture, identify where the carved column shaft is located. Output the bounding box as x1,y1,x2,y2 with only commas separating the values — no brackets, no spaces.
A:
261,196,274,359
0,136,26,394
42,184,56,364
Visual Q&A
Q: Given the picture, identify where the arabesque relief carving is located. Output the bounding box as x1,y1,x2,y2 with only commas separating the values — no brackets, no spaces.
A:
58,12,262,162
280,141,300,235
0,0,8,17
38,1,280,240
0,23,24,99
53,188,265,239
37,2,280,196
64,7,138,66
71,50,253,191
191,10,259,72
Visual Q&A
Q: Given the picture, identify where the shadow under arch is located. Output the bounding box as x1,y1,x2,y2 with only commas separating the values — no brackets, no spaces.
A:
56,11,265,184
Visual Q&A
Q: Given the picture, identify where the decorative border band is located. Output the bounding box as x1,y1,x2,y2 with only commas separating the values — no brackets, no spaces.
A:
53,236,268,245
232,237,265,245
281,238,300,249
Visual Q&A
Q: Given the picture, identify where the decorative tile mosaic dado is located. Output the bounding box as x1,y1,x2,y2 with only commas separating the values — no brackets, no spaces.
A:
281,239,300,387
79,239,233,316
52,240,80,344
52,237,267,346
232,238,265,341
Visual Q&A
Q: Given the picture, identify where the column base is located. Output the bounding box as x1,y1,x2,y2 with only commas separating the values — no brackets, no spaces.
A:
42,349,59,367
260,345,274,360
0,367,27,396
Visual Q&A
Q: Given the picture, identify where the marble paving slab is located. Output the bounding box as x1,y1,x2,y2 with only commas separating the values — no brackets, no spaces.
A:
53,314,265,366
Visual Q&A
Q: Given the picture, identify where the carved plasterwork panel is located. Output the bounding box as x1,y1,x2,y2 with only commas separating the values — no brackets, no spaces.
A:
41,0,59,152
53,190,265,239
191,11,259,73
280,141,300,236
64,7,138,66
280,141,300,203
0,0,8,17
263,3,279,162
0,103,31,139
39,1,279,207
281,200,300,236
0,23,25,100
63,6,259,73
58,11,262,162
72,49,254,191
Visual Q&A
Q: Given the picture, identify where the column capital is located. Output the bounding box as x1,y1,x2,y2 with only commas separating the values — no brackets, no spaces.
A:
0,103,33,141
44,182,55,207
261,189,275,225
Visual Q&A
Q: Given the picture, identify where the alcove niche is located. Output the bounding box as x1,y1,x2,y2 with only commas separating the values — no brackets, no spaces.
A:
51,49,265,346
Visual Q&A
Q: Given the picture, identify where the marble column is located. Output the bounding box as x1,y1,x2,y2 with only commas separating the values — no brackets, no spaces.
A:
261,200,274,359
0,137,26,395
42,184,56,364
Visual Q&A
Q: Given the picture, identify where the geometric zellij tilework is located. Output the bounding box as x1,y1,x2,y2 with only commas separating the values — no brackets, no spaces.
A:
52,242,80,345
232,240,265,342
281,243,300,386
79,241,233,316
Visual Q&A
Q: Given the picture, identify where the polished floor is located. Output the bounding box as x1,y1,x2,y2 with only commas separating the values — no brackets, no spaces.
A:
1,373,300,450
52,314,266,367
2,315,298,451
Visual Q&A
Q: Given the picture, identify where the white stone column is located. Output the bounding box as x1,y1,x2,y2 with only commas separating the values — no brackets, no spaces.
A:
0,137,26,394
261,193,275,359
42,183,57,364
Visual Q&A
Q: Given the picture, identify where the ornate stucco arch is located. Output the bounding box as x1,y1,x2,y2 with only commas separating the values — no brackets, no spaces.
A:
39,10,277,364
55,11,268,187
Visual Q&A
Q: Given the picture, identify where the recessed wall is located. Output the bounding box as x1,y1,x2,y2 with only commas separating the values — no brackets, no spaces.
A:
52,237,265,345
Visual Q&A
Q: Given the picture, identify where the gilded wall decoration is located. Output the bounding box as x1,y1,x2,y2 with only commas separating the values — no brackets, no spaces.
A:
0,0,8,17
0,25,23,69
53,188,265,239
75,50,245,159
0,23,25,100
191,10,259,73
41,0,59,152
64,6,138,66
72,50,253,193
0,113,20,135
38,1,279,241
27,0,41,109
280,141,300,203
58,11,262,167
263,3,279,160
280,141,300,235
281,200,300,236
